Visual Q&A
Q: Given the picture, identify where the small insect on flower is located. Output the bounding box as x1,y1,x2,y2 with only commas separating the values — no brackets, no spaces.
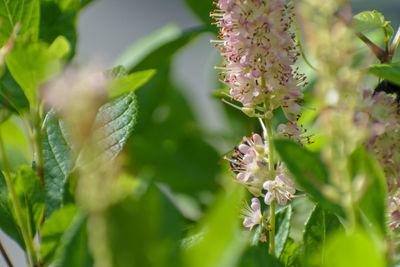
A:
225,133,270,196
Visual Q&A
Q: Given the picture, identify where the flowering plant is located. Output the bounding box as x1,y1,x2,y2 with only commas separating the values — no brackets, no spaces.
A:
0,0,400,266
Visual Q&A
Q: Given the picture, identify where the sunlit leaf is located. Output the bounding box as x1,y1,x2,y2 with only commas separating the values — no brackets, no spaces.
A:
107,69,156,98
0,0,40,46
369,62,400,85
6,36,70,105
40,204,78,264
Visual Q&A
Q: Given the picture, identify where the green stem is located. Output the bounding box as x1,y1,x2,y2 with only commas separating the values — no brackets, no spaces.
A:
264,118,276,256
269,200,276,257
0,133,37,267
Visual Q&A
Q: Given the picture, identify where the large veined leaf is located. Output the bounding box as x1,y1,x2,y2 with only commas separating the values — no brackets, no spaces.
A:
0,0,40,46
0,171,24,248
43,111,73,217
302,205,343,266
40,205,78,265
279,238,299,267
91,91,138,161
273,139,345,217
369,62,400,85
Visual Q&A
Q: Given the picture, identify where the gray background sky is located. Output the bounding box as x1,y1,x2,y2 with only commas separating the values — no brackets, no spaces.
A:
1,0,399,266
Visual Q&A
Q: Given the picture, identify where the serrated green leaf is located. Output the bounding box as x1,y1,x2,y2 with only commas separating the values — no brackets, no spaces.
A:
322,230,385,267
279,237,299,267
54,211,93,267
91,91,138,160
6,36,70,105
43,111,73,217
348,147,387,235
274,205,292,257
40,204,78,265
107,69,156,98
0,171,24,248
303,205,343,266
0,0,40,46
273,139,345,217
369,62,400,85
13,166,45,236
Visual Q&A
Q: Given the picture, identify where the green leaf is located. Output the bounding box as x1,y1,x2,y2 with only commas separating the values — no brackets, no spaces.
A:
107,183,185,267
322,230,385,267
0,67,29,113
274,205,292,257
369,62,400,85
182,0,217,33
237,244,283,267
279,237,299,267
13,166,45,236
0,171,24,248
0,0,40,46
39,0,89,59
113,24,181,70
40,204,78,265
303,204,343,266
125,26,220,196
54,211,93,267
351,10,386,33
107,69,156,98
273,139,345,217
348,147,387,235
6,36,70,104
183,184,247,267
91,91,138,160
43,111,73,217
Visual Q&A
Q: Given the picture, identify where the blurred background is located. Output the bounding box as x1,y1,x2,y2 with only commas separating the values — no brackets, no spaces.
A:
1,0,400,266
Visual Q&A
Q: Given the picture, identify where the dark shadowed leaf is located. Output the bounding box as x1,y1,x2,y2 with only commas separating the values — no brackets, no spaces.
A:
302,204,343,266
182,0,217,33
107,183,184,267
0,67,29,113
0,171,24,248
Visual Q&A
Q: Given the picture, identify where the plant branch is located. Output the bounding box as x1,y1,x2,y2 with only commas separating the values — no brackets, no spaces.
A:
0,239,13,267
